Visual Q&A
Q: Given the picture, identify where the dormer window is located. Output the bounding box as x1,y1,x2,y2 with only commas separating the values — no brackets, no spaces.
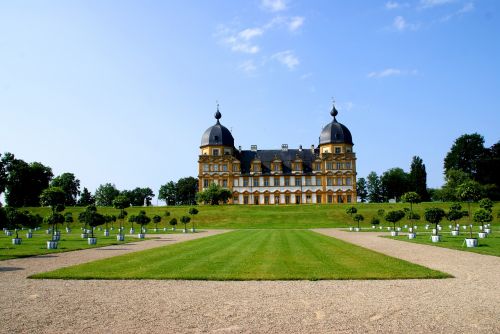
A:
214,135,219,142
335,147,341,154
213,149,219,156
253,163,260,172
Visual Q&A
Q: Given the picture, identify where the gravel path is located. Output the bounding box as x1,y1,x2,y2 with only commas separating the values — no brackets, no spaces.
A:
1,229,499,334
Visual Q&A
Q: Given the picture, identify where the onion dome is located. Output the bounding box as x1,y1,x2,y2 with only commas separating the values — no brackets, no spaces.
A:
200,105,235,147
319,102,353,145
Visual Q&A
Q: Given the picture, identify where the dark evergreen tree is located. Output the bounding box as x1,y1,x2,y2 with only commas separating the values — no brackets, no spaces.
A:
356,177,368,203
444,133,487,179
409,156,429,201
380,168,411,202
51,172,80,206
177,177,198,205
366,172,383,203
78,187,95,206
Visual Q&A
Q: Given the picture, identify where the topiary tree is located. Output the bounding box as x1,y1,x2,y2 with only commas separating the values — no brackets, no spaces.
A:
473,209,492,233
384,210,405,231
401,191,421,219
87,211,105,238
44,212,65,239
195,183,231,205
478,198,493,212
370,217,380,227
152,215,161,231
346,206,357,218
64,212,73,230
128,215,137,231
135,210,151,234
25,212,43,232
169,217,178,231
180,216,191,232
424,208,446,236
5,207,29,239
353,213,364,229
78,205,97,232
456,180,484,222
40,186,66,236
113,195,130,236
103,214,116,231
377,209,385,218
188,207,199,231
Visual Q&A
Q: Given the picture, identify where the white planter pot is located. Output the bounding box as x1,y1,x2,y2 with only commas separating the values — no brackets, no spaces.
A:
431,235,441,243
448,225,453,229
451,230,459,236
163,227,167,231
46,229,51,234
183,229,188,233
379,226,382,230
26,232,33,238
396,227,401,232
191,228,196,232
390,231,398,237
111,227,115,231
12,238,22,245
462,225,467,230
47,241,58,249
437,226,442,231
372,225,376,228
408,233,416,239
154,228,158,232
404,225,408,228
485,228,491,234
408,227,413,233
138,233,145,239
354,227,360,232
349,227,354,231
88,237,97,245
116,234,125,241
172,227,176,231
130,228,135,234
425,225,429,230
413,226,418,230
86,229,92,234
478,232,487,239
66,227,71,233
432,229,437,235
81,233,88,239
465,238,478,248
479,225,483,231
52,235,60,241
98,227,102,231
387,227,392,231
5,231,12,236
104,230,110,237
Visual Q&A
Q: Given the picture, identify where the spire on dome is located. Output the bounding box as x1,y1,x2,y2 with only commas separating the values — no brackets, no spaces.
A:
330,99,338,121
215,101,221,123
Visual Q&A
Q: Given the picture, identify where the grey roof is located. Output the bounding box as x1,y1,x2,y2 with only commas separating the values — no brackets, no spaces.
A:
319,119,353,145
237,149,319,175
200,111,235,147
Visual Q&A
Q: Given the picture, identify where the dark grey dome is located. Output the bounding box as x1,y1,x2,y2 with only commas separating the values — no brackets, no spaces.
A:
200,109,234,147
319,104,353,145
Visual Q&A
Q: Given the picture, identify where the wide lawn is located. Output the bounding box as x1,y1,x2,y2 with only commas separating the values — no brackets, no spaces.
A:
388,231,500,257
0,230,148,261
31,230,450,280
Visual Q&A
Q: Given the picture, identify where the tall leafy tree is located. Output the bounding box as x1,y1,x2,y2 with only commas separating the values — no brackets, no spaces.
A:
381,168,411,202
51,173,80,206
0,153,8,198
444,133,487,179
94,183,120,207
196,183,231,205
409,156,429,201
177,177,198,205
78,187,95,206
159,181,178,206
366,172,383,203
356,177,368,203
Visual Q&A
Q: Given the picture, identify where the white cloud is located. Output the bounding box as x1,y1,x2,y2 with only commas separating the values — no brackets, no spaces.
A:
239,28,264,40
300,72,312,80
239,60,258,73
261,0,287,12
385,1,401,9
231,43,260,54
367,68,418,78
441,2,474,21
288,16,304,31
272,50,299,70
420,0,456,9
216,25,263,54
392,16,420,31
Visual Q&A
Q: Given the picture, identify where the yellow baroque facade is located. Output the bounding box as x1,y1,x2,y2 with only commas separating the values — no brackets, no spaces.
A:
198,103,357,204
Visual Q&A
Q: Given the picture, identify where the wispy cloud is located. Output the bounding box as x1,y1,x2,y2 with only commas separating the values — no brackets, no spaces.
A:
239,60,258,73
239,28,264,40
392,16,420,31
441,2,474,21
367,68,418,78
288,16,304,31
300,72,312,80
216,25,262,54
385,1,409,9
272,50,300,70
261,0,287,12
419,0,456,9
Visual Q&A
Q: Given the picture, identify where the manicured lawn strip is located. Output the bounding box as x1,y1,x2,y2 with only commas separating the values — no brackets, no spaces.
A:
387,232,500,257
23,202,499,229
0,232,150,261
31,230,450,280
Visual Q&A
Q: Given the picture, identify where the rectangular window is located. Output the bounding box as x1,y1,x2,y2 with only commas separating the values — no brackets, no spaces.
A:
264,196,269,204
233,196,238,203
274,178,280,186
233,165,239,172
264,178,269,186
337,195,343,203
326,162,333,170
254,196,259,205
285,195,290,204
294,163,301,171
203,179,209,188
213,164,219,172
243,178,249,187
315,163,321,171
347,195,352,203
316,195,322,203
285,178,290,186
234,179,239,187
243,196,249,204
327,178,333,186
273,163,280,171
305,178,312,186
222,164,228,171
253,164,260,172
295,178,302,186
337,178,342,186
337,162,342,170
222,179,228,187
306,195,312,203
203,164,209,172
316,178,322,186
213,149,219,156
295,195,301,204
253,179,259,187
328,195,333,203
346,178,352,186
345,162,351,169
335,147,341,154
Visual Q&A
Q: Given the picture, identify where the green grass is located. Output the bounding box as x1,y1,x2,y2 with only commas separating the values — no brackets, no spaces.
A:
0,230,150,261
31,230,450,280
23,202,499,230
388,230,500,257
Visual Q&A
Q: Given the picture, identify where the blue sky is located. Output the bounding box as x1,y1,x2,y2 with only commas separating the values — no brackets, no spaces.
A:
1,0,499,201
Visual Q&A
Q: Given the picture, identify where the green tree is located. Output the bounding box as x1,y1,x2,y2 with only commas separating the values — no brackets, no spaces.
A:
94,183,120,207
384,210,405,231
121,187,155,206
153,215,162,230
456,180,484,220
158,181,177,206
0,153,8,199
409,156,429,201
473,208,492,231
444,133,487,179
367,172,383,203
180,215,191,232
103,215,116,230
40,187,66,230
128,215,137,231
77,187,95,206
25,212,43,231
45,212,65,239
196,183,231,205
353,213,364,229
87,211,105,238
381,168,411,202
78,205,98,232
177,177,198,205
5,207,30,239
356,178,368,203
135,211,151,233
345,206,357,218
113,195,130,233
169,217,178,230
51,173,80,206
189,207,199,230
401,192,421,218
424,208,446,235
478,198,493,212
64,212,74,229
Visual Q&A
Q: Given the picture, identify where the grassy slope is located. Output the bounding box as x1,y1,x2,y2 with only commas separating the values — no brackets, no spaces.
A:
23,202,498,229
0,231,148,261
31,230,450,280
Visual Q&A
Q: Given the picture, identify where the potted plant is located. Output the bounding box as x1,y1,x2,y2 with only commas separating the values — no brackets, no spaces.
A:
465,224,478,247
113,195,130,240
103,214,115,237
370,217,380,229
384,210,405,237
406,212,420,233
353,213,364,232
188,207,199,232
425,207,446,242
64,212,73,233
25,213,42,238
478,198,494,234
152,215,161,232
180,216,191,233
87,209,105,245
163,211,170,231
473,208,492,239
447,203,464,236
40,186,66,245
5,207,29,245
169,217,177,231
135,211,151,238
128,215,137,234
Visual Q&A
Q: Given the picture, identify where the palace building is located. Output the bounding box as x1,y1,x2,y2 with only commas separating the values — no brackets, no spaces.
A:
198,103,357,204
